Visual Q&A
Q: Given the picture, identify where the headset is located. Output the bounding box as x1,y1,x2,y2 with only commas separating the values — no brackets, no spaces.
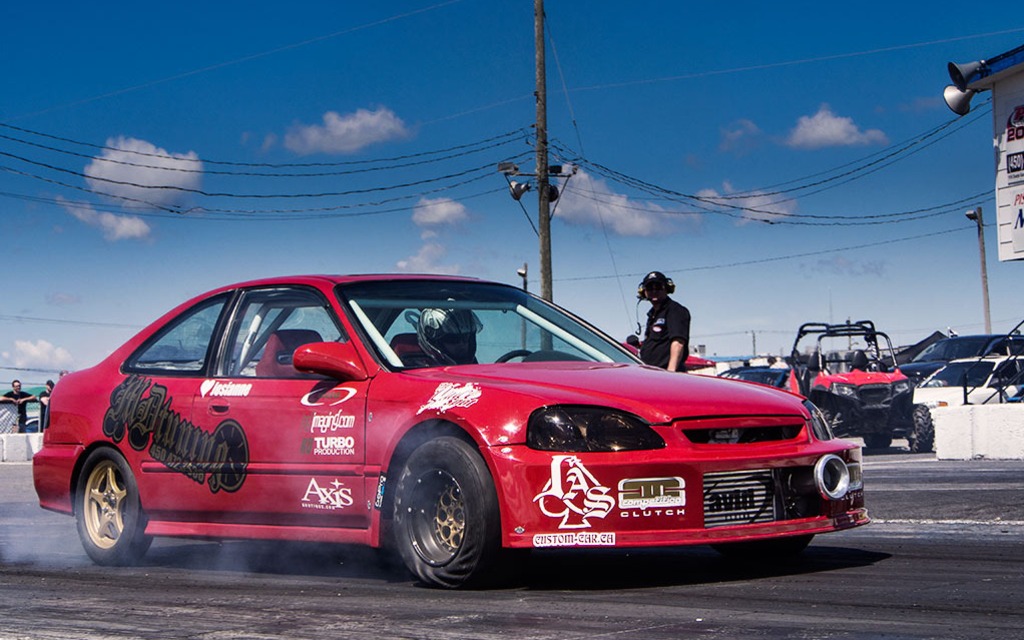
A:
636,271,676,300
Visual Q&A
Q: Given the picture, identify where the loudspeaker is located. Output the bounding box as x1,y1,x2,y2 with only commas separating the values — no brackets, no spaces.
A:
943,85,976,116
948,60,984,91
509,181,531,201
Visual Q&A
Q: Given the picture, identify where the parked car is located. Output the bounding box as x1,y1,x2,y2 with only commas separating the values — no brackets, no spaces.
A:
719,366,789,389
910,355,1024,453
788,321,913,450
33,275,867,588
899,334,1024,386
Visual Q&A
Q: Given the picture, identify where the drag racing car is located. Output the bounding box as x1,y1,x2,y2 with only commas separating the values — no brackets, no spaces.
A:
34,275,867,588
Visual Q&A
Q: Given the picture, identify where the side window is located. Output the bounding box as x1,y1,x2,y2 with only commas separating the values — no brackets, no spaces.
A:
125,296,228,374
223,287,344,379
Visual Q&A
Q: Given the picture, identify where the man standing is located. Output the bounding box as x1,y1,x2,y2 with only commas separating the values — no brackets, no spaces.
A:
638,271,691,372
1,380,38,433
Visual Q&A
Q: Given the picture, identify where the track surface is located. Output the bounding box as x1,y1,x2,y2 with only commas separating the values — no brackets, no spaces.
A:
1,450,1022,639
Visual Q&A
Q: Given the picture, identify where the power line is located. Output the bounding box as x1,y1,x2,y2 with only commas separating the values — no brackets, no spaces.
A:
557,226,971,283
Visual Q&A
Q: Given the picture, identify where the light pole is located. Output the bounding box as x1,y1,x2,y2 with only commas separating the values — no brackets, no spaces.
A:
965,207,992,333
517,263,528,349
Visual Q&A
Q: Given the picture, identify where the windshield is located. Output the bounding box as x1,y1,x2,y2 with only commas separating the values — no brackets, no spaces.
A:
913,337,989,363
922,361,995,388
336,280,637,369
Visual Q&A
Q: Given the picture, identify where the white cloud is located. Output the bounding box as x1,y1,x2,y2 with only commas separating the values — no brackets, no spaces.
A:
696,182,797,225
802,255,887,277
557,169,683,236
412,197,468,227
84,137,202,210
284,107,410,155
786,104,888,149
45,292,81,307
719,118,763,154
396,242,460,274
4,339,75,370
58,197,151,241
398,196,469,273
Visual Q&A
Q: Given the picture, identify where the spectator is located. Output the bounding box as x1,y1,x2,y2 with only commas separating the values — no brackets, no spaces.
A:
1,380,38,433
38,379,55,428
637,271,691,372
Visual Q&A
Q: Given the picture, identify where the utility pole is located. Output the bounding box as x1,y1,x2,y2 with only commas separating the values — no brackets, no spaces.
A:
966,207,992,333
534,0,552,302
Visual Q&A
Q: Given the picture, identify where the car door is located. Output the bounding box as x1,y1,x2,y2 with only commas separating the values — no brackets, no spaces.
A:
196,285,371,529
115,293,235,520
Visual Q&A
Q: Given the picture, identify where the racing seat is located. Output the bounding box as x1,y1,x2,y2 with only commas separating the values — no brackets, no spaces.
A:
389,333,433,368
851,350,869,372
255,329,323,378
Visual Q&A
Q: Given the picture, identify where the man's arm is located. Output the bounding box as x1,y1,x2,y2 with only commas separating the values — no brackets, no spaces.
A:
667,339,686,372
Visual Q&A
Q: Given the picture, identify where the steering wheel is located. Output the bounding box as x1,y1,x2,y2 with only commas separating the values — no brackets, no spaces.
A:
495,349,532,363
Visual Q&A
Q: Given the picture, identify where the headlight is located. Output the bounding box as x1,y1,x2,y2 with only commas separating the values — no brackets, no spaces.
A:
803,399,834,441
892,380,911,394
832,383,857,398
527,405,665,452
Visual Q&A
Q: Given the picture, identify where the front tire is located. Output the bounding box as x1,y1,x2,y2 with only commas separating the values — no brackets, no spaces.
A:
909,405,935,453
75,449,152,566
393,436,501,588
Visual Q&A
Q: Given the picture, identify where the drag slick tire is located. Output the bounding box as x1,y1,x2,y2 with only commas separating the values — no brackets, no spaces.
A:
909,405,935,454
393,436,502,588
75,448,152,566
712,534,814,559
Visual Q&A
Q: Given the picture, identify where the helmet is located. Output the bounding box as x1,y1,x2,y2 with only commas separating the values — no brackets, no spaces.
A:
417,308,482,365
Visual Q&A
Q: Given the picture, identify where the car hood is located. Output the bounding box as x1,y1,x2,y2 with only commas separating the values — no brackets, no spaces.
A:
403,361,804,424
818,370,907,385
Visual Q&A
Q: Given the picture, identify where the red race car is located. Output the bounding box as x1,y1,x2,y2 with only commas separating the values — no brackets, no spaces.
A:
34,275,867,588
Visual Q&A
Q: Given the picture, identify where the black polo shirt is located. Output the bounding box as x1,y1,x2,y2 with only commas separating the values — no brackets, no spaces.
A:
640,298,691,371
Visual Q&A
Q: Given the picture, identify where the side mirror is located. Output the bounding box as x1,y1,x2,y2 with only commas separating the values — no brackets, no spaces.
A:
293,341,369,381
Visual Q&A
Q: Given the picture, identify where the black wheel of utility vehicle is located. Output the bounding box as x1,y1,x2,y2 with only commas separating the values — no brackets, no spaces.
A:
393,436,502,588
75,448,152,566
909,405,935,453
712,534,814,559
863,433,893,449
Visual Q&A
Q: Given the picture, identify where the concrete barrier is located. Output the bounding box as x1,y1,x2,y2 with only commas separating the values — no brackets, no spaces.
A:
933,404,1024,460
0,434,44,462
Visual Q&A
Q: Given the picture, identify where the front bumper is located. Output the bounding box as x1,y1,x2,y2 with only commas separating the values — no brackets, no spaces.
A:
487,442,868,550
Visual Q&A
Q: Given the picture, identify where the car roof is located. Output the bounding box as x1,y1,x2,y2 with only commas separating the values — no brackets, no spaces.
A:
204,274,489,296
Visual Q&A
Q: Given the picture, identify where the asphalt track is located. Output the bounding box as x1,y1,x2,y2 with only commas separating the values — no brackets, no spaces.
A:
0,448,1022,640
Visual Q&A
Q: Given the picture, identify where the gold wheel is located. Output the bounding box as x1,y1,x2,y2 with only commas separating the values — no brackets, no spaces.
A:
81,459,128,550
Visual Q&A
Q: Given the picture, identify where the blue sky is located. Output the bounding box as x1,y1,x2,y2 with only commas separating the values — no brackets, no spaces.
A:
3,1,1023,384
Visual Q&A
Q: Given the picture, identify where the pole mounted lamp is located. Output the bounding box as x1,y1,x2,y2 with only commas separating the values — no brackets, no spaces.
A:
965,207,992,333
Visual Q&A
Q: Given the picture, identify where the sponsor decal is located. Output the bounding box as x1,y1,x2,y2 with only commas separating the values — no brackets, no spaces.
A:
1007,105,1024,142
300,435,356,457
532,532,616,547
417,382,482,415
533,455,614,529
374,473,387,510
103,375,248,493
301,478,354,511
1008,151,1024,177
618,477,686,516
301,385,358,407
309,410,356,433
200,379,252,398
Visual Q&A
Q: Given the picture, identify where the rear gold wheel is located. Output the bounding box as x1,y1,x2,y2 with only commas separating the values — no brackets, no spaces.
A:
75,449,152,565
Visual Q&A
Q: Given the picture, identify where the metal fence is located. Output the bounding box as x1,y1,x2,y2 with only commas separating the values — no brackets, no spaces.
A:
0,401,41,434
